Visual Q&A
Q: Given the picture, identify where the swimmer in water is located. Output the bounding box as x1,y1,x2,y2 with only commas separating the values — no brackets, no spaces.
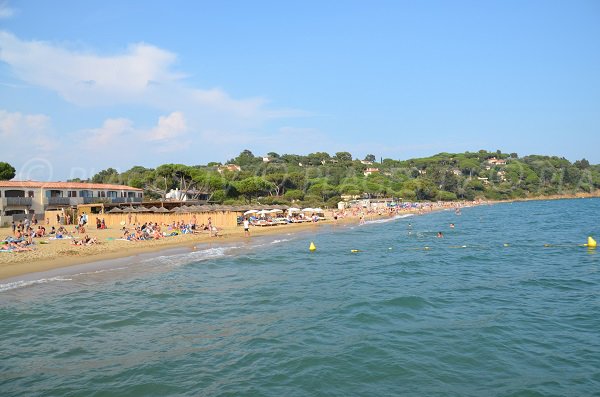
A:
437,232,444,238
450,223,455,229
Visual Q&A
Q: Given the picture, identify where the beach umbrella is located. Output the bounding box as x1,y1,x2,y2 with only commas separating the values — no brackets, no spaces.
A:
269,209,283,213
136,206,151,212
169,206,181,212
287,207,301,213
302,208,315,212
155,207,170,213
313,208,324,213
244,209,258,215
107,207,123,213
147,206,159,212
121,207,135,213
257,209,270,215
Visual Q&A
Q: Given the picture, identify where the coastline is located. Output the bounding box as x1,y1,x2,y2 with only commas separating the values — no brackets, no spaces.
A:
2,194,597,281
3,210,411,281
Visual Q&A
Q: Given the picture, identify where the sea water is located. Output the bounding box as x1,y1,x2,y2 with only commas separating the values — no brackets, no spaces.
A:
1,199,599,396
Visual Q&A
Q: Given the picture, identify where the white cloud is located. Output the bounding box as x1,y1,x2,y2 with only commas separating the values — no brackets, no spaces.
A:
0,109,55,152
0,31,306,125
0,32,182,105
0,1,15,18
82,118,134,147
148,111,187,141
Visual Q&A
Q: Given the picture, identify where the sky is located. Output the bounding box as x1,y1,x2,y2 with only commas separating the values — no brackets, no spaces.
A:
0,0,599,181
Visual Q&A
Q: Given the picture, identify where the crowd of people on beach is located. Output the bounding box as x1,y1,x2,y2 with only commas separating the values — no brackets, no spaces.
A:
119,216,221,242
1,199,480,254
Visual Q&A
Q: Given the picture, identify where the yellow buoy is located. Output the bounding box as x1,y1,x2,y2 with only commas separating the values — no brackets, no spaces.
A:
351,249,360,253
309,242,316,251
587,236,597,248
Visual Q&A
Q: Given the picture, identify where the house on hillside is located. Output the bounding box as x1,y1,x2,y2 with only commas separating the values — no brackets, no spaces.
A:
363,168,380,176
486,157,507,166
217,164,241,173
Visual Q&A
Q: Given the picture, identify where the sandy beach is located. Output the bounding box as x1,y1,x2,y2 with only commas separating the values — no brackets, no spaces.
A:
0,211,394,280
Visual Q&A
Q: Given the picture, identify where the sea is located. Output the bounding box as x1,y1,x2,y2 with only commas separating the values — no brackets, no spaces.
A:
1,199,599,397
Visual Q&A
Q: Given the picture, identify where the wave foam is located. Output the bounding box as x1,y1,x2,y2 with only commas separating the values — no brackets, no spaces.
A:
363,214,414,225
0,276,73,292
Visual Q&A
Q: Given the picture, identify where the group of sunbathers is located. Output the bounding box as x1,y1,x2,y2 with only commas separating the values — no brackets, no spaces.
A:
122,222,166,241
1,239,34,252
71,234,98,246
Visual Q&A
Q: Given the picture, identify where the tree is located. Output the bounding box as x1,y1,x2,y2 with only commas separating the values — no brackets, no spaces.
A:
334,151,353,162
91,168,119,184
234,177,275,203
230,149,260,167
574,158,590,170
145,164,177,199
364,154,376,162
0,162,15,180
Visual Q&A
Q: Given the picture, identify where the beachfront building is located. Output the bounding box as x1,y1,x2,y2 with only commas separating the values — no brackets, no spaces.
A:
0,180,142,225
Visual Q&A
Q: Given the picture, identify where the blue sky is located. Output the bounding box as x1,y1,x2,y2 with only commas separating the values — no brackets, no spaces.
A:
0,0,599,181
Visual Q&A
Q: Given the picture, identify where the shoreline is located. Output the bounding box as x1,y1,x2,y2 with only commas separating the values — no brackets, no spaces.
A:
0,218,349,281
2,194,597,281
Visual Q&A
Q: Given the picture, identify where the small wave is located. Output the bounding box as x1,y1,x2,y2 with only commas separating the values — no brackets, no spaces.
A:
363,214,414,225
383,295,432,309
271,238,291,245
149,247,230,267
0,276,73,292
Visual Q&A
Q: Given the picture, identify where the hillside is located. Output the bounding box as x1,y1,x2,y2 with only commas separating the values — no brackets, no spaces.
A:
81,150,599,207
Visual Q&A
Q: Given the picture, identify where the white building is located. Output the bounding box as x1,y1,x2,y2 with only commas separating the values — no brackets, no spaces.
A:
0,180,142,225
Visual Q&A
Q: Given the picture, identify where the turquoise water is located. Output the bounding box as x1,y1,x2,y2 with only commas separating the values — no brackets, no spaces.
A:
1,199,600,396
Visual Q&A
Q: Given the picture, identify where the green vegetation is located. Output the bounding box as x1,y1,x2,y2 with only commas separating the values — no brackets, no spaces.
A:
75,150,599,206
0,162,16,180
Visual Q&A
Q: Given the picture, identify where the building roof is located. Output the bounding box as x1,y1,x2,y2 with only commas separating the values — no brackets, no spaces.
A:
0,180,143,191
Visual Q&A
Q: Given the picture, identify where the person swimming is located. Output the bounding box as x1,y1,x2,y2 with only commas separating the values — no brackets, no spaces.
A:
437,232,444,238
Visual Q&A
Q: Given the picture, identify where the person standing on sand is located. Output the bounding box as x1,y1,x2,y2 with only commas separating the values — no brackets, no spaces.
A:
243,218,250,237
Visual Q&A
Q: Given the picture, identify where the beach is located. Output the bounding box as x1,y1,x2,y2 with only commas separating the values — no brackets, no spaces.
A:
0,209,406,280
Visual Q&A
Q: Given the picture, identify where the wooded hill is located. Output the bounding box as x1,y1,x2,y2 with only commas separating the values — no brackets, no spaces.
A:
77,150,599,207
